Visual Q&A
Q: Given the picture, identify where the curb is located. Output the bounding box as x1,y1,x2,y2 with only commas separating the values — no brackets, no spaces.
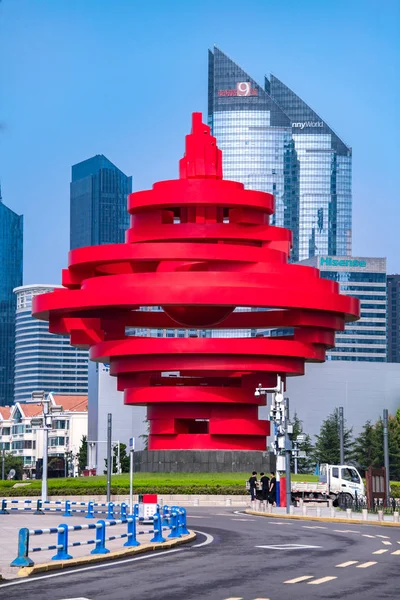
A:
15,531,196,578
245,509,400,527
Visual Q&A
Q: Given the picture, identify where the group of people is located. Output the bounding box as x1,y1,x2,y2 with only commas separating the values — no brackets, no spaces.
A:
248,471,277,506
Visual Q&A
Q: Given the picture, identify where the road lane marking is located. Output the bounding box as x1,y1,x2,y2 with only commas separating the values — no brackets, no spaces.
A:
231,518,255,521
362,534,376,538
333,529,360,533
308,576,337,585
356,561,377,568
376,535,390,539
373,549,389,554
223,597,243,600
0,548,184,588
187,516,210,519
257,544,322,550
302,525,327,529
392,550,400,555
336,560,359,567
284,575,314,584
191,530,214,548
382,541,392,545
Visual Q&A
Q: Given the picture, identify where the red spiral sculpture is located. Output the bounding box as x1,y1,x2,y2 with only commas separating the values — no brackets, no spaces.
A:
33,113,359,451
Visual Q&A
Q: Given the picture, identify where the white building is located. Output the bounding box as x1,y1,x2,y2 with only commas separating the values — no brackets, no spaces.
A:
0,394,88,476
13,284,89,403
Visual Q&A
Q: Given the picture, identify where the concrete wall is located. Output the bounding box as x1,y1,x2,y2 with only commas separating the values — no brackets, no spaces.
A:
285,361,400,438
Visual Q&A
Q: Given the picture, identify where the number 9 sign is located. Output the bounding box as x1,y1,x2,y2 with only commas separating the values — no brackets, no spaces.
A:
236,82,251,96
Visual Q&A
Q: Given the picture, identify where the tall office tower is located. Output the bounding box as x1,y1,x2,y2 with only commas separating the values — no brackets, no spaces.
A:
208,47,300,260
14,285,89,402
70,155,132,250
208,47,352,262
0,189,23,406
387,275,400,362
301,257,387,362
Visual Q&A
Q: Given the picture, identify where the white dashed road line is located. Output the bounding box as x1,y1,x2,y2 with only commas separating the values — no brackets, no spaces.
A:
284,575,314,584
356,561,377,568
336,560,359,567
391,549,400,555
382,541,392,545
302,525,327,530
376,535,390,539
362,534,376,538
373,549,389,554
307,576,337,585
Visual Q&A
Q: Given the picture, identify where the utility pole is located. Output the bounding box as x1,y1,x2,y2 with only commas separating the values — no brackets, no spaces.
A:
106,414,112,503
383,408,390,505
129,437,135,515
284,397,292,513
1,449,5,481
339,406,345,464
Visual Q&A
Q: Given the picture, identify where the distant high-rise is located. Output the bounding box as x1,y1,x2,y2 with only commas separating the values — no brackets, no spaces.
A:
70,155,132,250
387,275,400,362
0,188,23,406
14,285,89,403
208,47,352,262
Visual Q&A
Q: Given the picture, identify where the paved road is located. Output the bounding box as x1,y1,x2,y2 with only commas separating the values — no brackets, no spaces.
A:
1,507,399,600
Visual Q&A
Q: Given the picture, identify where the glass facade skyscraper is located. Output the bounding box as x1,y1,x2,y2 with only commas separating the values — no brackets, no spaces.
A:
208,47,352,262
70,155,132,250
387,274,400,362
0,191,23,406
14,285,89,403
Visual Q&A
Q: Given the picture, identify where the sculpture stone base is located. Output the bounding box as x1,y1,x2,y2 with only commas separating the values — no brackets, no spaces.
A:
132,450,276,473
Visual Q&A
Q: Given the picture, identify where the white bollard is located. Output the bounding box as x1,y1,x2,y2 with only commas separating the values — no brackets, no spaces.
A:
225,497,232,507
316,507,321,518
302,504,307,516
346,508,352,520
362,508,368,521
330,507,335,519
393,511,399,523
193,498,199,506
378,510,384,522
290,505,294,515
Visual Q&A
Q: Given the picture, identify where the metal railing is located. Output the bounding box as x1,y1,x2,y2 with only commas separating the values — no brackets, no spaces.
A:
0,498,133,519
10,505,189,567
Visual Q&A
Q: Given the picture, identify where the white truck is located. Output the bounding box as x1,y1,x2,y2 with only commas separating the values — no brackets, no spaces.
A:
291,463,365,505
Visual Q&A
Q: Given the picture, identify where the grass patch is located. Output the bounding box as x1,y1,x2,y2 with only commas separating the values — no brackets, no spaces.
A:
0,472,319,497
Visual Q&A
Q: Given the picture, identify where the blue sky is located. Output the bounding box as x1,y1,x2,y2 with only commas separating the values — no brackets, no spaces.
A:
1,0,399,283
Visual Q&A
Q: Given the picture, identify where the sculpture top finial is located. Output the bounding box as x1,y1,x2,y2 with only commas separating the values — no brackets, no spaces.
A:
179,112,222,180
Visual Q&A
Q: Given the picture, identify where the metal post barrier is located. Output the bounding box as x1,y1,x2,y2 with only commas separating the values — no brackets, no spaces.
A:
91,520,110,554
330,507,336,518
394,511,399,523
10,528,34,567
302,504,307,516
178,508,190,535
86,501,95,519
34,499,44,515
52,524,73,561
193,498,199,506
0,499,8,515
124,516,140,547
289,505,294,515
362,508,368,521
167,511,181,539
225,497,231,506
120,502,127,520
106,502,115,520
162,505,170,526
316,507,321,518
63,500,72,518
150,510,165,543
346,508,352,520
134,503,139,519
378,510,384,522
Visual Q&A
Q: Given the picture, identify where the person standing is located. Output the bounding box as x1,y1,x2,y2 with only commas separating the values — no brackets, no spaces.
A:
269,472,277,506
260,472,270,501
248,471,258,502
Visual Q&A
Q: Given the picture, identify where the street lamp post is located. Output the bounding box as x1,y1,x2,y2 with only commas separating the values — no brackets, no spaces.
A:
129,437,135,515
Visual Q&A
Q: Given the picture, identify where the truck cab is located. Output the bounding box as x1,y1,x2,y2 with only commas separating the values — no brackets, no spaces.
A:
320,463,365,500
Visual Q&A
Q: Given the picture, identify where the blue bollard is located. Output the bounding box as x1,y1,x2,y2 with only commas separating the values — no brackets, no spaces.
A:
178,508,190,535
63,500,72,517
107,502,114,520
133,503,139,519
124,515,140,547
162,505,170,526
0,499,9,515
167,511,181,539
86,501,95,519
150,510,165,543
34,499,43,515
52,524,73,561
91,520,110,554
120,502,127,520
10,528,34,567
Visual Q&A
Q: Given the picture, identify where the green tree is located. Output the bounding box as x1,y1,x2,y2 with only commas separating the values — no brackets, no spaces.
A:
353,411,400,480
352,420,377,472
2,453,23,480
290,412,314,473
77,435,87,473
104,443,130,474
312,408,353,465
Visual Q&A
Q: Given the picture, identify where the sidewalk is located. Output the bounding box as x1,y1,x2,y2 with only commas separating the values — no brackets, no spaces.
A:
0,511,156,580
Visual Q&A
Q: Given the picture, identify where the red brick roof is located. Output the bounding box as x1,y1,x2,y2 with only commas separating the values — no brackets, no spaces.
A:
18,404,43,417
52,395,88,412
0,406,12,420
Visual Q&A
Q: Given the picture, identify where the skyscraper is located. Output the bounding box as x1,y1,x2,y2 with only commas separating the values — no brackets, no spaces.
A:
208,47,352,262
14,285,89,403
387,274,400,362
0,189,23,406
70,155,132,250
